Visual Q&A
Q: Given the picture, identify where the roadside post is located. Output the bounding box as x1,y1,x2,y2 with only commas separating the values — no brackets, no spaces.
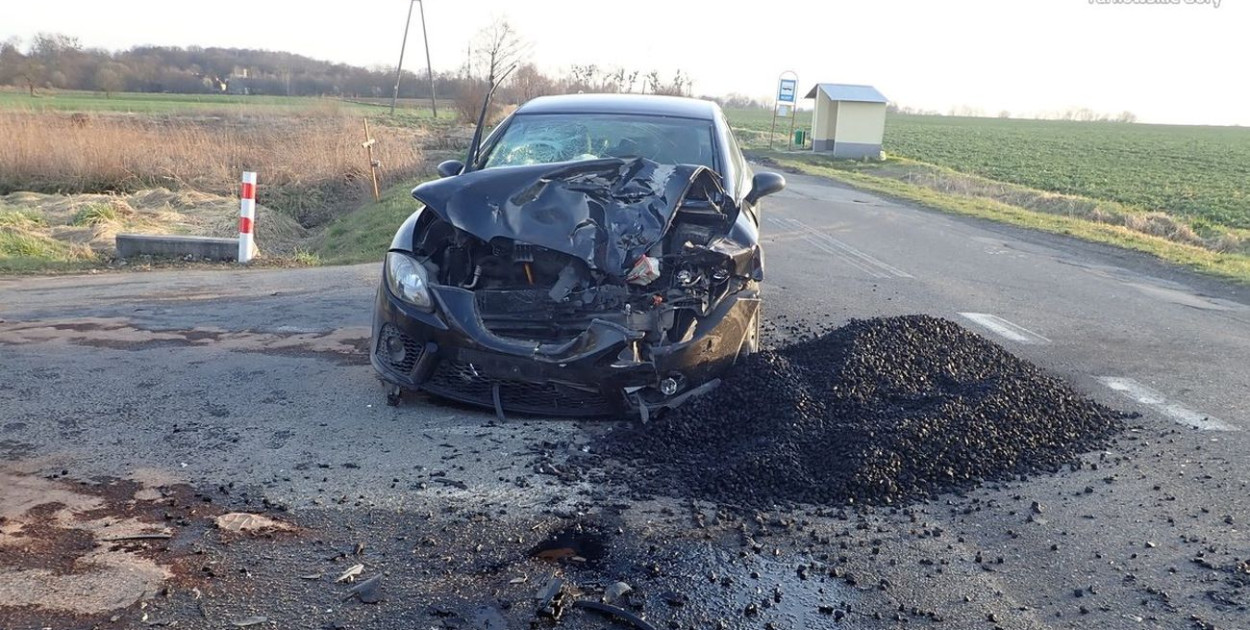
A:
238,171,257,264
768,71,799,150
362,119,381,202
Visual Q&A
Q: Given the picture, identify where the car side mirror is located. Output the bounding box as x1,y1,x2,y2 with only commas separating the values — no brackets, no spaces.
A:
437,160,465,178
745,172,786,205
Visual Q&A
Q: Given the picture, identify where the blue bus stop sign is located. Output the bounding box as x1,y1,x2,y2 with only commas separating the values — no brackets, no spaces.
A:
778,79,797,103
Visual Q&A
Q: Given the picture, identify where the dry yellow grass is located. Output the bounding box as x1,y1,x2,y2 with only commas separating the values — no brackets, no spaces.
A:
0,108,427,227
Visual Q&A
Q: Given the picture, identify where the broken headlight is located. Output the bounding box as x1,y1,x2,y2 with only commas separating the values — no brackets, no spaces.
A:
386,252,433,311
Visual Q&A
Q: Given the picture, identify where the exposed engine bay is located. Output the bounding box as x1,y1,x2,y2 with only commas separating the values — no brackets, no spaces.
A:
406,158,761,347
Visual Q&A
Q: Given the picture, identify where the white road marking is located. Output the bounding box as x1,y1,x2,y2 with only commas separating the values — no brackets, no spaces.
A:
958,313,1051,345
1096,377,1236,431
802,235,890,278
768,216,912,278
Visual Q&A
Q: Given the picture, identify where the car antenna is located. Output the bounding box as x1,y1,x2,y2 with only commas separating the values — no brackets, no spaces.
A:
464,63,518,172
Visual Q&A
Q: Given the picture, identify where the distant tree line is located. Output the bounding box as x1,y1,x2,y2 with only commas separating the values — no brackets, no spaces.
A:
0,30,769,115
0,33,468,99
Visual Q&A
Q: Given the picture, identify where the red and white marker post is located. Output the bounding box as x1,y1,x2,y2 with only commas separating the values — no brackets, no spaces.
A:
238,171,258,263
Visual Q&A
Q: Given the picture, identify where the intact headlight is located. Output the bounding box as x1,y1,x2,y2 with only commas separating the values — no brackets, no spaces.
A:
385,252,433,311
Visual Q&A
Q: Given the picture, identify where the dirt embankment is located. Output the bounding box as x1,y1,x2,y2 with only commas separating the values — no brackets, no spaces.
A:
1,188,310,260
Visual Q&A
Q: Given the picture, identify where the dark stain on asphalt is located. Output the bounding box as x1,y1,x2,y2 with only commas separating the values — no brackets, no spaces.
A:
0,439,36,461
0,319,370,365
0,470,229,626
0,502,97,574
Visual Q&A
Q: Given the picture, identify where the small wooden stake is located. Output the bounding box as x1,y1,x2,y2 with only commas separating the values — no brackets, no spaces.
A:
362,119,381,202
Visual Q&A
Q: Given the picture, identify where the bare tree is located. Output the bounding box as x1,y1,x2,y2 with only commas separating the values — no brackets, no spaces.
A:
30,33,82,89
0,38,21,87
949,105,984,117
473,18,527,86
645,70,689,96
18,57,44,96
566,64,598,92
454,18,529,122
509,62,554,101
94,63,124,98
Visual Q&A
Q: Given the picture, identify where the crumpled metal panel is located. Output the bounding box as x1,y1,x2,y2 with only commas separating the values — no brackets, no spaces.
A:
411,157,732,279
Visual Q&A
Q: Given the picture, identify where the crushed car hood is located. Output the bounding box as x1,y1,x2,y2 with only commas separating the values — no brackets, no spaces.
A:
412,158,732,277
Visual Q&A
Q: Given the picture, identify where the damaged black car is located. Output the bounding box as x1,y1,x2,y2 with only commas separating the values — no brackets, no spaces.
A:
371,94,785,417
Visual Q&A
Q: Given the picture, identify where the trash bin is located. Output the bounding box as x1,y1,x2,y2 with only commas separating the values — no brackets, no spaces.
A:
793,129,806,147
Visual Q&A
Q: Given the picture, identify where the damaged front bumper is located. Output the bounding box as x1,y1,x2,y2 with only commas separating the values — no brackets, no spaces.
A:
371,280,759,417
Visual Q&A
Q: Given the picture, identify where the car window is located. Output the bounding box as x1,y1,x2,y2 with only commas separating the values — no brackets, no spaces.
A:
482,113,716,170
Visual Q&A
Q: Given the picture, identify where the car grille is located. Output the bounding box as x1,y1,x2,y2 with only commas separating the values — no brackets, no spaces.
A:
424,359,617,416
376,323,424,374
475,289,588,343
477,319,587,343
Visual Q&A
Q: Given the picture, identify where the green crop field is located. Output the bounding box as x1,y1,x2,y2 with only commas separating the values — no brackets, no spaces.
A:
883,115,1250,230
725,108,1250,232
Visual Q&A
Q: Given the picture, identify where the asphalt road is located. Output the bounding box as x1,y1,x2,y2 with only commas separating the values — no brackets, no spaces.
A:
1,169,1247,629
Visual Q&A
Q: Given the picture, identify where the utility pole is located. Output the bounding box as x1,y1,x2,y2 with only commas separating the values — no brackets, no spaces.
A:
417,0,437,117
390,1,415,115
391,0,437,117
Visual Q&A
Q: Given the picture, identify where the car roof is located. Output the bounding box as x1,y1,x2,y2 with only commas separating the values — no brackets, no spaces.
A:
514,93,720,120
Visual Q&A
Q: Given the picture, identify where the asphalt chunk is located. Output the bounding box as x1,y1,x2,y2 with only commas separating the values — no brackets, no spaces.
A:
600,315,1126,509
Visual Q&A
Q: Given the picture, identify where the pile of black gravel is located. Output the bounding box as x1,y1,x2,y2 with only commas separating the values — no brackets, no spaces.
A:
603,315,1128,509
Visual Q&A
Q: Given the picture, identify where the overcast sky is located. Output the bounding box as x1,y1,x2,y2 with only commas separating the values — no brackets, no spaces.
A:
4,0,1246,125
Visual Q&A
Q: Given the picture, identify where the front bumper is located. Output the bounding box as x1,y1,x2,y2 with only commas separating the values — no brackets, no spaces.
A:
370,281,759,417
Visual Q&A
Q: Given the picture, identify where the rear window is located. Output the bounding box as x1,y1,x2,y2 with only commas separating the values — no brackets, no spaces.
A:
482,113,716,169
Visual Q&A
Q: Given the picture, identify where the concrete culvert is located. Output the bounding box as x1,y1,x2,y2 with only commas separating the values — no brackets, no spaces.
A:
596,315,1127,509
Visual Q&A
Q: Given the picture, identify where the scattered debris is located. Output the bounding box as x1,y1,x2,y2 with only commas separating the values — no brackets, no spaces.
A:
344,574,383,604
334,564,364,583
230,615,268,627
100,533,173,542
535,577,567,620
471,605,509,630
432,478,469,490
603,581,633,603
215,513,291,533
573,600,658,630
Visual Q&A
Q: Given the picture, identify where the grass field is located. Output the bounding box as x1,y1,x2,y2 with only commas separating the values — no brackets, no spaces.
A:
725,107,813,149
883,115,1250,231
0,89,455,120
727,109,1250,231
725,107,1250,281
